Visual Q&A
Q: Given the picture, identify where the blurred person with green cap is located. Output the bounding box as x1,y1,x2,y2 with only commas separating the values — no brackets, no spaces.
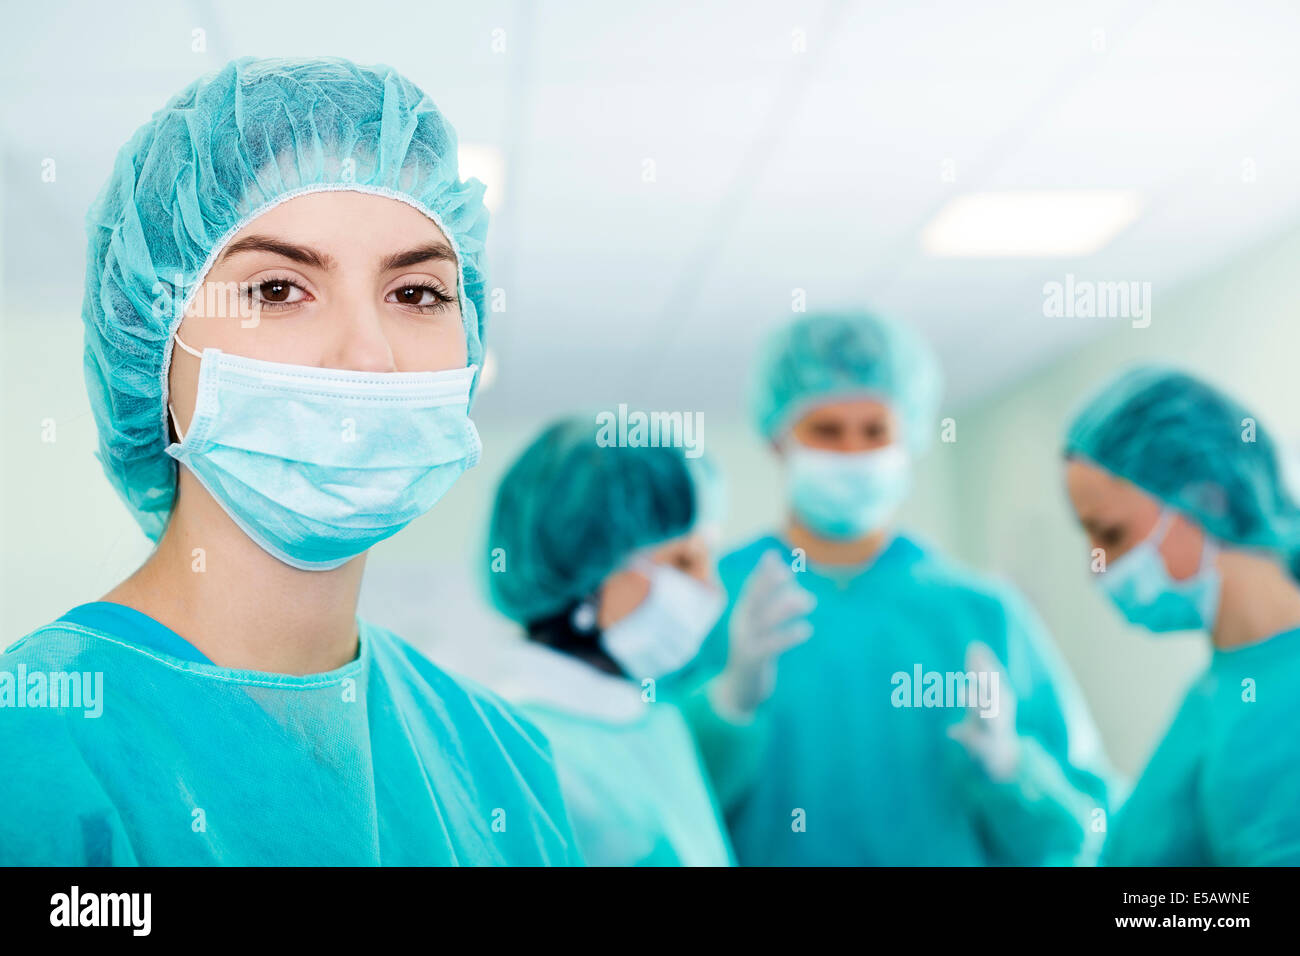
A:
1065,365,1300,864
485,416,811,866
693,310,1114,866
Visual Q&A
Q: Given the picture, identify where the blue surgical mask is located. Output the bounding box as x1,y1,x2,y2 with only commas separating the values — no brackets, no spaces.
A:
166,334,481,571
785,442,911,540
1097,509,1221,634
599,561,725,681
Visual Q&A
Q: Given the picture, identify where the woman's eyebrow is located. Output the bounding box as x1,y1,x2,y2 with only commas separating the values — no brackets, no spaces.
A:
378,242,458,273
219,236,336,270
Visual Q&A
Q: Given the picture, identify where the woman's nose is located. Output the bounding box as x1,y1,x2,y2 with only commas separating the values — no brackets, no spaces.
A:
322,300,397,372
838,435,872,453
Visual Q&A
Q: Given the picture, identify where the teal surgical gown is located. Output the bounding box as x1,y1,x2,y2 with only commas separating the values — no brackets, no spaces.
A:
1102,625,1300,865
494,640,734,867
0,603,583,865
688,533,1114,866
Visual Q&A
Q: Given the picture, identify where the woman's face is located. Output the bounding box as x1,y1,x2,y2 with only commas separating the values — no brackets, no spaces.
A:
786,398,897,452
168,190,467,437
597,530,718,630
1064,458,1205,580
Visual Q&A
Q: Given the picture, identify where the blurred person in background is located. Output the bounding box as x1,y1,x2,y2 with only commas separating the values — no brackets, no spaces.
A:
690,310,1114,866
0,57,580,866
485,416,810,866
1065,366,1300,865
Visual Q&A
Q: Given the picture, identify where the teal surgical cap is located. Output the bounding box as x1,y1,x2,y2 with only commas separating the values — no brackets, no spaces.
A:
82,56,490,541
751,311,943,448
487,418,714,625
1065,365,1300,575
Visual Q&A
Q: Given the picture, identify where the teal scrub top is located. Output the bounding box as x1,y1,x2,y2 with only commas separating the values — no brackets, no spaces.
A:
0,606,583,866
687,533,1114,866
495,641,734,867
1103,625,1300,865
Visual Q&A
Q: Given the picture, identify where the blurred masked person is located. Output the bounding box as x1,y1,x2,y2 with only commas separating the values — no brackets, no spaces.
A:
690,311,1113,866
1066,366,1300,865
486,418,808,866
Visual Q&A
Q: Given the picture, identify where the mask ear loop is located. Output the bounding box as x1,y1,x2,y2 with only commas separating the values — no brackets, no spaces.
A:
1154,508,1218,578
1148,508,1175,547
605,554,663,627
622,551,663,587
168,333,204,444
1192,517,1219,575
1198,536,1220,575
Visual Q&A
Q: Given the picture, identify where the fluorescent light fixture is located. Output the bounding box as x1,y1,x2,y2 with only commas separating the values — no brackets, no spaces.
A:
921,190,1142,257
458,143,506,213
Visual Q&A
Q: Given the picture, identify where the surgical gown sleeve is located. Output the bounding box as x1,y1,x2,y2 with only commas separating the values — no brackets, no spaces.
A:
674,676,772,813
950,586,1117,865
0,704,140,865
519,701,735,867
1201,638,1300,865
663,546,781,815
1204,712,1300,864
1101,628,1300,866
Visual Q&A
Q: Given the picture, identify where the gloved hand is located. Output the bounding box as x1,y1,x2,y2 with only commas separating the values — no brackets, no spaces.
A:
708,550,815,719
946,641,1020,781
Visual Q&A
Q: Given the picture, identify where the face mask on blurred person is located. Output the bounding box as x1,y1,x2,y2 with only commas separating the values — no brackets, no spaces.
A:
599,561,725,681
1097,509,1221,634
785,443,911,540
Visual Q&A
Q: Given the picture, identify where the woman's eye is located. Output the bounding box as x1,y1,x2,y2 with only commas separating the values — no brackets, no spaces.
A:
246,279,307,309
388,284,455,312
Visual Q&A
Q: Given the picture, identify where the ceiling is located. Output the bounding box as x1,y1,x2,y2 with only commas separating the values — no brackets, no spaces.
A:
3,0,1298,422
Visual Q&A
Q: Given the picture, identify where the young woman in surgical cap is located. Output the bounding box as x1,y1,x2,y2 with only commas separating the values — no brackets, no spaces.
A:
0,57,580,866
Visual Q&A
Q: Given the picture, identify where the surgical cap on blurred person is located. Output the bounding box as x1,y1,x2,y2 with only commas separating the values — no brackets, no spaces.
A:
750,311,943,448
1065,365,1300,571
487,418,715,625
82,56,490,541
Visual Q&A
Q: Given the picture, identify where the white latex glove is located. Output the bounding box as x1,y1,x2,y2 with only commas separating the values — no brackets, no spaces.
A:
946,641,1020,781
708,550,816,718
